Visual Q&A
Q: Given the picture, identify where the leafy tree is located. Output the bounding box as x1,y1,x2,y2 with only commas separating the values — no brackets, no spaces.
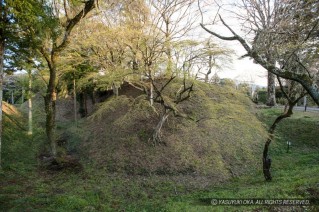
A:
0,0,40,167
13,0,97,158
63,1,149,105
59,61,97,118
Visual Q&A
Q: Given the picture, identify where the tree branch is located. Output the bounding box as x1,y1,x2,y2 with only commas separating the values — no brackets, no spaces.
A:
200,23,237,41
55,0,95,53
201,14,319,105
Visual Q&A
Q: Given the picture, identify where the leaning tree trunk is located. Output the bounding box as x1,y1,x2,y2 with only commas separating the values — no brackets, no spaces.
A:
263,106,293,181
263,136,274,181
152,111,169,145
266,71,276,106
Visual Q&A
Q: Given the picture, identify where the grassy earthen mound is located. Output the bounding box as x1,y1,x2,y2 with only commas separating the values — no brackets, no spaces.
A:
81,80,267,181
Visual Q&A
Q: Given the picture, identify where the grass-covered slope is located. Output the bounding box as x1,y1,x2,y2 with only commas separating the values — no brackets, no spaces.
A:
1,102,40,169
164,109,319,211
82,80,267,180
1,90,318,211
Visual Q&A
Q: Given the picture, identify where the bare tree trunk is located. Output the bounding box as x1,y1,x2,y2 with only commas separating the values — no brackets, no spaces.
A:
112,82,118,97
284,103,288,113
262,138,272,181
263,106,293,181
262,81,306,181
304,96,307,112
148,66,154,106
263,76,307,181
150,76,193,146
28,72,33,135
266,72,276,106
45,93,57,158
11,90,14,104
152,111,169,145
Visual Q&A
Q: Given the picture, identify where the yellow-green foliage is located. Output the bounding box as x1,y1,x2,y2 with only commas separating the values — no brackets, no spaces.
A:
84,80,267,182
89,96,132,122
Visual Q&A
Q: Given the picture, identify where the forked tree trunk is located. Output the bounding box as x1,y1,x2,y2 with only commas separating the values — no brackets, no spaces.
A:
152,111,169,145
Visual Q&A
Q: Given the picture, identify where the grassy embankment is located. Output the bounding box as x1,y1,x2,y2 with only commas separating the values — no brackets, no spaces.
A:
164,109,319,211
0,88,318,211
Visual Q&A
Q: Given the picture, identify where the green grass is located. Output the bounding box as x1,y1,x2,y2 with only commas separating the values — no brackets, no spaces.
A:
0,108,318,211
162,109,319,211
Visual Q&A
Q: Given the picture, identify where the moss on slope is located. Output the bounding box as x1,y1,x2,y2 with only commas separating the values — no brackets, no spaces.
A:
82,80,267,182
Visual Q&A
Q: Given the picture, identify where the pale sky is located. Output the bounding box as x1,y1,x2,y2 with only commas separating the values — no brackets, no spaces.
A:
219,42,268,86
197,0,268,86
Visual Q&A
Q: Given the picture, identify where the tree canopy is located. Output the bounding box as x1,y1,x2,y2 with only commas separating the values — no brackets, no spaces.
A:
1,0,234,160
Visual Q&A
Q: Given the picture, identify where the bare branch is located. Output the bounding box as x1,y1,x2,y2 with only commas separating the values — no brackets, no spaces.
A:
200,23,237,41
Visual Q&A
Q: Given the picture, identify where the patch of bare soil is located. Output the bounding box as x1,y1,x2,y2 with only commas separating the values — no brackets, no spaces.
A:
38,154,82,172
